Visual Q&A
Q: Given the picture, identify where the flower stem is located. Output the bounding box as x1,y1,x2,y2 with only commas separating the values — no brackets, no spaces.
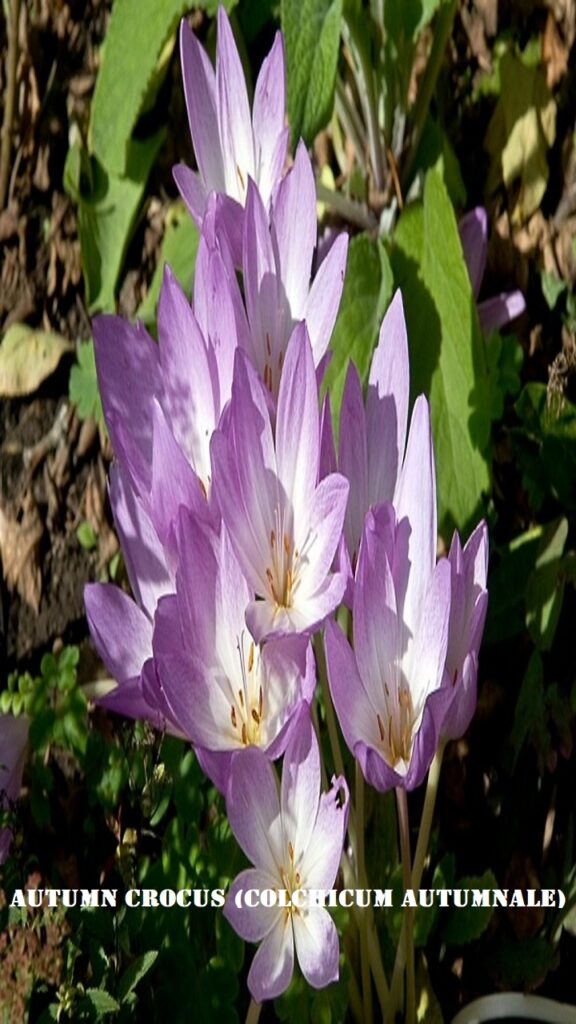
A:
356,763,373,1023
315,181,377,232
313,632,346,782
396,787,415,1024
245,998,261,1024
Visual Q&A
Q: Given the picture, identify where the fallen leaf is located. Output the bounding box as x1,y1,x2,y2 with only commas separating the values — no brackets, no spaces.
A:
0,323,74,397
0,496,43,612
486,47,556,224
542,11,568,89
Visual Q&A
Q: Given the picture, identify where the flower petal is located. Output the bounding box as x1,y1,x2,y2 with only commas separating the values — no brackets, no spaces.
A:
304,775,349,889
280,709,320,863
367,289,410,505
226,746,284,875
273,141,316,318
276,323,319,517
247,914,294,1002
253,31,287,207
84,583,152,683
478,290,526,333
303,233,348,365
225,868,281,941
458,207,487,298
325,619,376,758
179,19,225,192
293,907,339,989
216,7,254,200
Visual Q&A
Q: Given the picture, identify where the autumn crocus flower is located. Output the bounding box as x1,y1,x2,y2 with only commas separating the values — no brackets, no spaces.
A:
459,207,525,333
442,521,489,742
241,143,348,399
211,324,349,642
151,510,315,792
224,711,349,1001
0,713,29,863
325,398,453,791
174,7,288,261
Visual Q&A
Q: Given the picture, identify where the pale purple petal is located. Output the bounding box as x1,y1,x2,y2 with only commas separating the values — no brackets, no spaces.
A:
294,474,349,600
253,32,287,207
272,142,316,318
225,869,281,941
304,775,349,889
293,908,339,989
408,558,451,712
325,618,377,758
98,670,166,731
303,233,349,365
247,914,294,1002
353,509,400,707
150,399,208,552
319,393,336,479
109,463,173,619
180,19,225,192
367,289,410,505
226,747,284,876
276,323,319,517
172,163,207,228
280,710,320,864
339,362,368,562
85,583,153,682
93,315,159,494
242,178,280,374
216,7,254,201
478,291,526,333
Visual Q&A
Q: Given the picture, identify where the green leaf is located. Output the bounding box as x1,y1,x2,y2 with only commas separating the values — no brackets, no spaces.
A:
541,270,566,310
81,988,120,1016
322,234,393,437
514,383,576,512
525,517,569,651
485,45,556,224
484,526,543,645
118,950,158,1003
442,870,497,945
281,0,343,146
0,323,73,397
392,170,491,534
413,114,467,207
76,133,164,313
511,650,546,768
136,202,200,325
485,330,524,420
69,340,104,423
89,0,189,175
77,520,98,551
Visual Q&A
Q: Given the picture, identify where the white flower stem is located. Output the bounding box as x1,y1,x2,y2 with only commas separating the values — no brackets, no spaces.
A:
396,787,416,1024
245,998,261,1024
356,763,373,1023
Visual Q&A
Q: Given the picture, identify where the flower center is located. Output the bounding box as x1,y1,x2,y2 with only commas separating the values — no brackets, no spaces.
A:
376,682,414,768
279,840,302,917
265,508,299,611
229,637,264,746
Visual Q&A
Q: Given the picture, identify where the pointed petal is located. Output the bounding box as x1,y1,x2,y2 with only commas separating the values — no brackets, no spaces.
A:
408,558,451,712
319,392,336,479
150,399,208,551
179,19,225,191
293,908,339,989
216,7,254,201
226,746,284,875
253,32,287,206
294,473,349,600
324,619,376,757
96,670,166,731
367,289,410,505
157,265,215,483
394,396,436,640
353,509,400,705
247,915,294,1002
172,163,207,228
273,141,316,317
304,775,349,889
84,583,152,683
193,237,246,409
339,361,368,561
276,323,319,515
303,233,348,365
109,463,173,619
458,207,487,298
280,710,320,862
93,315,159,493
242,177,280,377
478,291,526,333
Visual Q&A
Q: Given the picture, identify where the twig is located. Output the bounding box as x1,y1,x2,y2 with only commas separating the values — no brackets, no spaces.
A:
0,0,22,211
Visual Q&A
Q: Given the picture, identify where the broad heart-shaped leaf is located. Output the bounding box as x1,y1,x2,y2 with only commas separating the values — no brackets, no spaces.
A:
322,233,393,438
391,170,491,535
89,0,186,175
0,323,73,397
281,0,343,147
76,133,164,313
136,202,199,326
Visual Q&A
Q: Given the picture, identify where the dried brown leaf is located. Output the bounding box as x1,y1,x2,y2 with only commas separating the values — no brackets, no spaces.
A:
0,496,43,612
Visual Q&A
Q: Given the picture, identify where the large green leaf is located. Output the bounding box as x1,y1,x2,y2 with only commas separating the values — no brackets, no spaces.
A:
89,0,189,175
137,202,200,326
391,170,491,534
69,133,164,313
281,0,343,146
322,234,393,437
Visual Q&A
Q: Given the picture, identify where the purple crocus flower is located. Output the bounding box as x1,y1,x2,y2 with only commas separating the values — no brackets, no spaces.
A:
442,521,489,741
0,713,29,863
174,8,288,262
334,290,409,592
224,710,349,1002
325,398,453,791
150,510,316,792
211,324,349,642
241,143,348,399
459,207,525,334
